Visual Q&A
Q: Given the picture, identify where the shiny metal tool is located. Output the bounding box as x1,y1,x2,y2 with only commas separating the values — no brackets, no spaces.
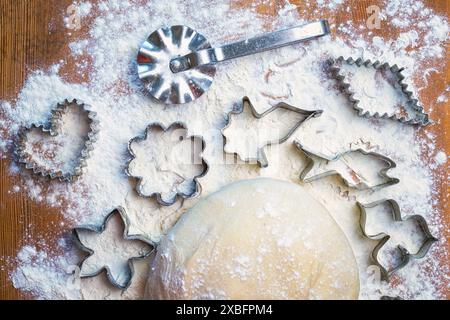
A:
16,99,99,182
329,56,431,126
357,199,437,281
137,20,330,104
126,122,209,206
294,141,399,190
73,208,155,290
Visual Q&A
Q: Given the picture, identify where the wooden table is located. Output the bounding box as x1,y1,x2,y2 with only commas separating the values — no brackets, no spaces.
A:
0,0,448,299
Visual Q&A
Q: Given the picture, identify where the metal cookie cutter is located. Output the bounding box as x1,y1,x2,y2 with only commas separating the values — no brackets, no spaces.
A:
357,199,437,281
15,99,99,182
222,96,323,168
73,208,154,290
126,122,209,206
329,56,431,126
137,20,330,104
294,141,399,190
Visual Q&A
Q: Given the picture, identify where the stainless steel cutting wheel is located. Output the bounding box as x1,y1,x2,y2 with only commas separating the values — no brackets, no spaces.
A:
137,25,216,104
138,21,330,104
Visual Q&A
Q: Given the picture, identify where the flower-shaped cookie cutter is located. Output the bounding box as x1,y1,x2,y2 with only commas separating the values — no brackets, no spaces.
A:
357,199,437,281
73,207,155,290
15,99,99,182
126,122,209,206
329,56,431,126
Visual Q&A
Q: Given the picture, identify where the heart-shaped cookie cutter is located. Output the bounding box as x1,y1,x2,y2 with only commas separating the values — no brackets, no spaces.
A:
15,99,99,182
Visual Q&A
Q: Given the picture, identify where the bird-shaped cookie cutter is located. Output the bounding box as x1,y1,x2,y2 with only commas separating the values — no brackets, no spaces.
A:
222,97,323,168
294,141,399,191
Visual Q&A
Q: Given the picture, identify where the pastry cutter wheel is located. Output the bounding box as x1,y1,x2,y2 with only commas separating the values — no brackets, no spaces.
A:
137,20,330,104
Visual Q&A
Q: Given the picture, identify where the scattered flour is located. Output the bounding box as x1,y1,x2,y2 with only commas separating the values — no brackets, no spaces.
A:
434,151,447,166
1,0,448,300
127,124,205,204
436,86,449,104
222,99,320,165
315,0,344,10
337,62,418,120
11,244,81,300
19,102,93,175
75,211,153,289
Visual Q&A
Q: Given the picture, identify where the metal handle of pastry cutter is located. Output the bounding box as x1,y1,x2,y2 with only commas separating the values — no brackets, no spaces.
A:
170,20,330,73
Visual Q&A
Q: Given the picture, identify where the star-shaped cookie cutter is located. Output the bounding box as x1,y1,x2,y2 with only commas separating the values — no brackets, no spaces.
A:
357,199,437,281
221,96,323,168
126,122,209,206
294,141,399,190
329,56,431,126
73,207,155,290
15,99,99,182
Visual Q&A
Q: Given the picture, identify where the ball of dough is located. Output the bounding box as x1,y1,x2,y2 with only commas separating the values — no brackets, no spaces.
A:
145,178,359,300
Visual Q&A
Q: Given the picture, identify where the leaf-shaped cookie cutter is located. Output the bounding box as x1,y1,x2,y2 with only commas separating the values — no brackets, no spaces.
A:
221,96,323,168
126,122,209,206
73,207,155,290
357,199,437,281
294,141,399,190
329,56,431,126
15,99,99,182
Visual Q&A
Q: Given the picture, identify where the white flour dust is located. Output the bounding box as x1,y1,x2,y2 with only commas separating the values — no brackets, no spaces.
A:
19,103,93,175
127,124,205,204
0,0,448,299
75,211,153,289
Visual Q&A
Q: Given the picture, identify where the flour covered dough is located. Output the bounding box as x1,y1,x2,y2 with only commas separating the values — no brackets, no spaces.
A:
145,178,359,300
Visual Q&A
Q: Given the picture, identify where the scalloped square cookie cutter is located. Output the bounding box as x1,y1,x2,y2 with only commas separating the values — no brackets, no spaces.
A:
126,122,209,206
73,207,155,290
15,99,99,182
329,56,431,126
357,199,437,281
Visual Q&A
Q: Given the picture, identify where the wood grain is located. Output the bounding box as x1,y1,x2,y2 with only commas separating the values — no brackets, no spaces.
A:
0,0,74,300
0,0,448,300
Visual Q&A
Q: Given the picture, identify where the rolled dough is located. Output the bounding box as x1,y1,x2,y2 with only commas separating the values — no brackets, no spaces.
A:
145,178,359,299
